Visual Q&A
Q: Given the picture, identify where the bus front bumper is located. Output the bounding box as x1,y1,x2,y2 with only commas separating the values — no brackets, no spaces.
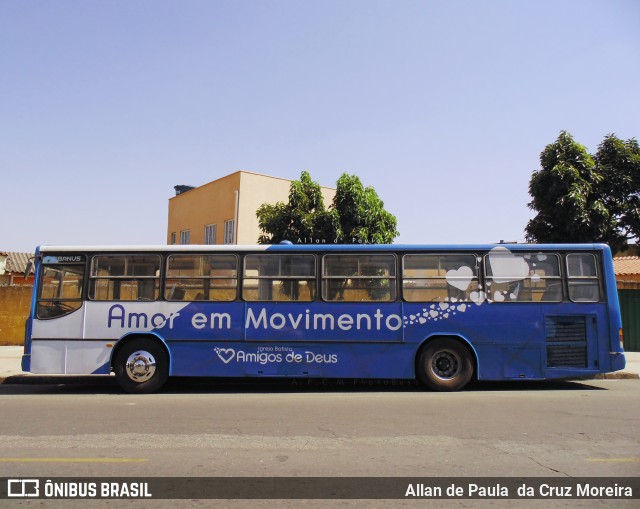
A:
21,354,30,372
610,352,626,372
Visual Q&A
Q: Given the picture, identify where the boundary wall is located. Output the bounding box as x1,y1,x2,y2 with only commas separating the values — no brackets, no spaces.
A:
0,286,32,345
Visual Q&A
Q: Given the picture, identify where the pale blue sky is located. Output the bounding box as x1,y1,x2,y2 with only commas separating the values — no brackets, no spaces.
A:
2,0,639,252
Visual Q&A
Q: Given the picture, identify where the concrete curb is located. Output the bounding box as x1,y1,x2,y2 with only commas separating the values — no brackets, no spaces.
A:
1,374,115,386
592,372,640,380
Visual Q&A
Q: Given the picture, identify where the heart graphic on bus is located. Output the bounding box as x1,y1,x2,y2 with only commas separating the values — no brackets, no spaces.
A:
488,246,530,283
446,266,474,291
214,348,236,364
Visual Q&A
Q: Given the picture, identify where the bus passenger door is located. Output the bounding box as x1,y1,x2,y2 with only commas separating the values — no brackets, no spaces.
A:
31,258,88,374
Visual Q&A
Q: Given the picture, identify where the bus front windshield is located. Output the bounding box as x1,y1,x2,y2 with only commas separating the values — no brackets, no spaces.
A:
36,261,85,319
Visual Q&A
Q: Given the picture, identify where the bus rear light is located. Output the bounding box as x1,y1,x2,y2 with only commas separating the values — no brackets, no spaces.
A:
619,328,624,350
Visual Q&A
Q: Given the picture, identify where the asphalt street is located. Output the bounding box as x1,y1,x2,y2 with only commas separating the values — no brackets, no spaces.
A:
0,376,639,508
1,347,639,508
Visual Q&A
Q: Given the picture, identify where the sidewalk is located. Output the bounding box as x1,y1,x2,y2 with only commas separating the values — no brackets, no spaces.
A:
0,346,28,381
0,346,638,384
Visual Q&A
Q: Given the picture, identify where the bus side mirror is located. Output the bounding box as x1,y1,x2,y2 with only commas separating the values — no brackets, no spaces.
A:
24,259,34,281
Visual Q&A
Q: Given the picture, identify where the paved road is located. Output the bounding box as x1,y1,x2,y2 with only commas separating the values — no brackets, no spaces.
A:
0,378,638,508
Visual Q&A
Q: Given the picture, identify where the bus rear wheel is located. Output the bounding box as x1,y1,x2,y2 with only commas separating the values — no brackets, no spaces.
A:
114,339,169,394
417,338,474,391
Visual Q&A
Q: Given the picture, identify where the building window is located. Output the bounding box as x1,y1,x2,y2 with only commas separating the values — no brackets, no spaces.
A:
180,230,191,245
204,224,217,245
170,232,176,245
224,220,235,244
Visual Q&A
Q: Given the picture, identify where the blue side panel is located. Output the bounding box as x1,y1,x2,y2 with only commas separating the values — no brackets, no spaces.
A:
152,302,404,343
402,300,547,380
154,302,245,341
148,299,545,380
610,353,626,371
91,361,111,375
243,302,404,342
168,341,416,378
143,298,613,381
158,301,409,378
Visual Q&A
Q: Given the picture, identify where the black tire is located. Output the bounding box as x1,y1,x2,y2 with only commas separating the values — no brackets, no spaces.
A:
113,338,169,394
416,338,474,391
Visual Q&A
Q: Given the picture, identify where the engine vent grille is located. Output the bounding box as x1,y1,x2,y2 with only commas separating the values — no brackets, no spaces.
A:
545,316,588,368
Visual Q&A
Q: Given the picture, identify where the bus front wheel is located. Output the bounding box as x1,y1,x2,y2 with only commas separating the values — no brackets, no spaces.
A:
114,339,169,394
417,338,474,391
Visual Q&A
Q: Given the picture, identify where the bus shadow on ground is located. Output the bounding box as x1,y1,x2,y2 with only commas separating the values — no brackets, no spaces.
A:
0,374,610,394
165,377,609,393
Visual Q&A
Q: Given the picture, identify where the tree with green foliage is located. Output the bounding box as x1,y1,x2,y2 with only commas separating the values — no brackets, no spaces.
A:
256,171,337,244
525,131,628,252
332,173,399,244
595,134,640,249
256,171,399,244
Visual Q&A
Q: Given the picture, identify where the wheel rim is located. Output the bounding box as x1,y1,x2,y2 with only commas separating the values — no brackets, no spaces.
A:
125,350,157,383
431,349,461,380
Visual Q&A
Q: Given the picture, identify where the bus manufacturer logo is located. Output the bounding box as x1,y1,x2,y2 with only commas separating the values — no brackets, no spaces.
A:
43,255,83,264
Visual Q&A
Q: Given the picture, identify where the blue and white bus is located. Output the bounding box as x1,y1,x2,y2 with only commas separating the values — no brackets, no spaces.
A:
22,243,626,393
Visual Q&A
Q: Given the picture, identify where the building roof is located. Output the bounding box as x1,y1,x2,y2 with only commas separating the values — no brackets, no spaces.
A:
0,252,33,274
613,256,640,276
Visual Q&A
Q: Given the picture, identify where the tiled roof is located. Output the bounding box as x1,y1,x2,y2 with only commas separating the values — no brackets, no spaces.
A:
1,252,33,274
613,256,640,276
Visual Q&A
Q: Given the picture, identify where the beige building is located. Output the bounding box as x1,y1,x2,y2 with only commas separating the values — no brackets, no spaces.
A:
167,171,335,245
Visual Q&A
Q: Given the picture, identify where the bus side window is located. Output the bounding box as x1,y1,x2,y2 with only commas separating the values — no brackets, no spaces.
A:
166,254,238,301
402,254,478,302
89,255,161,301
322,254,396,302
484,251,561,303
243,254,316,302
567,253,600,302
